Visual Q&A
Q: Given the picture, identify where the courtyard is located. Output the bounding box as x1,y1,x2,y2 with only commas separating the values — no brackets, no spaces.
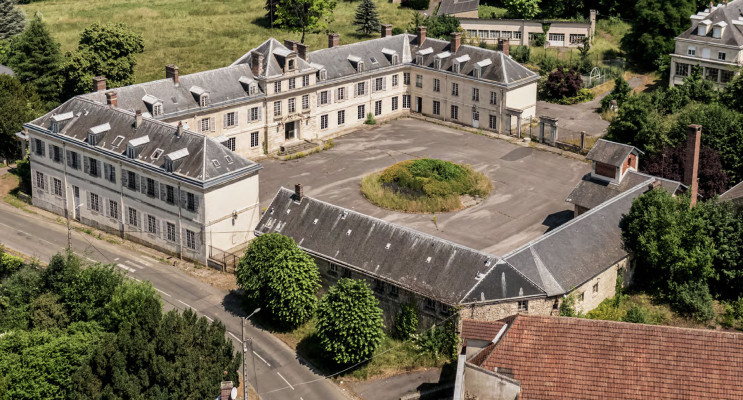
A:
259,118,590,256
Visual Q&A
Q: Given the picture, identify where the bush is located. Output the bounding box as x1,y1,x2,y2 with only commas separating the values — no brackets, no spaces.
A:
391,27,404,36
621,304,649,324
511,45,530,63
531,33,545,47
559,292,579,317
394,303,418,340
600,75,632,112
585,299,623,321
0,250,24,280
671,281,715,322
365,112,376,125
414,321,457,361
545,67,582,99
719,303,736,329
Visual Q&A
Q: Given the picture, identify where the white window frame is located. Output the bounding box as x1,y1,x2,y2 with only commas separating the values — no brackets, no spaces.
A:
273,101,281,117
225,112,237,127
201,118,210,132
392,96,398,111
274,81,281,94
288,98,296,113
392,74,398,86
250,131,259,148
185,229,197,250
357,105,365,120
302,94,309,110
320,114,329,130
433,78,440,92
374,100,382,116
338,110,345,125
166,222,176,242
451,105,459,120
433,100,440,116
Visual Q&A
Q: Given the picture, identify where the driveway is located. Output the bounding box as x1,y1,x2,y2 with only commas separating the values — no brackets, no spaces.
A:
259,118,589,256
535,98,608,141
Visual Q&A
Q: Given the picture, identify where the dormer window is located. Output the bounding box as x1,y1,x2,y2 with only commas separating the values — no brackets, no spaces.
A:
382,48,399,65
347,55,365,72
50,121,59,133
190,86,208,107
453,62,460,73
318,69,327,81
126,135,150,159
698,19,711,36
239,76,258,95
164,148,189,173
50,111,74,133
416,54,423,64
142,94,163,116
288,58,295,71
357,61,364,72
87,123,110,146
434,58,441,69
474,67,482,78
200,94,209,107
713,21,727,39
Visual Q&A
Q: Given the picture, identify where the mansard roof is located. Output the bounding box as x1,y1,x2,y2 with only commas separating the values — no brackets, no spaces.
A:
307,34,412,81
255,187,544,305
25,97,261,187
567,170,683,211
81,64,262,118
232,38,316,78
677,0,743,47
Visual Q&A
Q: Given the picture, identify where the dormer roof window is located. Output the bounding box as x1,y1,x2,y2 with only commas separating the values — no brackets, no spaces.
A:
474,59,491,78
142,94,163,117
713,21,727,38
698,19,711,35
126,135,150,158
348,55,365,72
164,148,189,172
87,122,110,146
190,86,208,107
434,51,450,70
50,111,74,133
319,69,327,81
239,76,258,95
382,48,399,64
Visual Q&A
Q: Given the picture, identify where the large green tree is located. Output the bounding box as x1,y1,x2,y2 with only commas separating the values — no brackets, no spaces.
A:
275,0,337,43
62,23,144,98
502,0,540,19
0,75,44,161
0,0,25,39
6,16,63,103
353,0,381,37
720,72,743,113
697,199,743,301
315,278,384,364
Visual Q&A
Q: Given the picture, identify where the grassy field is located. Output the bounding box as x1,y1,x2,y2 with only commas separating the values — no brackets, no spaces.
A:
21,0,415,83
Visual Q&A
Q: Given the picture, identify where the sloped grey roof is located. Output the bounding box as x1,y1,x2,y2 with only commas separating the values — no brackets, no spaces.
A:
585,139,639,167
721,180,743,203
308,35,411,81
412,37,538,86
81,64,262,118
676,0,743,47
255,187,544,305
500,180,656,296
438,0,480,15
232,38,316,78
567,170,683,210
25,97,261,187
0,64,13,76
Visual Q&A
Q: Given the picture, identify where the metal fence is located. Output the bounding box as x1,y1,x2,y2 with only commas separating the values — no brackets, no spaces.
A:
582,59,626,88
208,246,241,273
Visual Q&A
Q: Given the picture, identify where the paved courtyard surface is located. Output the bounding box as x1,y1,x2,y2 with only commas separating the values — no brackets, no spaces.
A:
259,118,589,256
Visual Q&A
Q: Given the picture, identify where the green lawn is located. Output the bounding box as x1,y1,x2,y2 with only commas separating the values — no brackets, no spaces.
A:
21,0,415,83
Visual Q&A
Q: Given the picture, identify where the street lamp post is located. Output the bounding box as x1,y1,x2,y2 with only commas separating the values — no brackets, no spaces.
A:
242,308,260,400
67,203,85,249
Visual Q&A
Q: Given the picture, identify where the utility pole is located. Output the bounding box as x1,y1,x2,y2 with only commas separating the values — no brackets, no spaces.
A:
242,317,248,400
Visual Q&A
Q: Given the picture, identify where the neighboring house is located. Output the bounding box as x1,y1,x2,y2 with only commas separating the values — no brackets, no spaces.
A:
23,97,262,264
0,64,14,76
720,179,743,205
437,0,480,18
80,25,539,159
669,0,743,88
459,10,596,48
457,314,743,399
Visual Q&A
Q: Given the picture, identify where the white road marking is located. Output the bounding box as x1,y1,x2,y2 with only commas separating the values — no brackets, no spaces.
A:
155,288,171,297
114,257,120,261
132,277,141,282
117,263,136,273
203,315,214,322
136,258,152,267
0,222,58,248
124,260,143,269
228,332,241,341
177,299,192,309
277,372,295,391
253,351,271,367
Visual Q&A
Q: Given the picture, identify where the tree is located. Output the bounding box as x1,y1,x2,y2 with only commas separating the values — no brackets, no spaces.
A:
6,16,63,103
697,199,743,301
62,23,144,98
315,278,384,364
104,280,162,333
393,303,418,340
720,72,743,113
275,0,337,43
600,75,631,111
265,0,283,26
353,0,381,37
61,264,124,323
407,10,425,33
0,75,44,161
605,93,673,154
0,0,25,39
236,233,319,329
43,251,82,295
540,0,585,19
29,292,69,331
424,14,461,40
502,0,540,19
0,248,25,280
641,144,728,198
621,0,697,69
545,67,582,99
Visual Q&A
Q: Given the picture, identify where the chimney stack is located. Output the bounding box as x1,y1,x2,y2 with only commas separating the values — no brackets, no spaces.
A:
328,33,340,48
498,38,510,56
416,26,426,44
93,76,107,92
166,64,179,85
220,381,234,400
176,121,183,137
297,42,309,61
105,91,117,107
381,24,392,38
251,51,264,76
294,183,303,201
134,110,143,128
284,39,298,52
450,32,462,52
684,124,702,207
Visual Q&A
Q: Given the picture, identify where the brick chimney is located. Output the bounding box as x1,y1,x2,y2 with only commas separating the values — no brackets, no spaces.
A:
328,33,340,48
294,183,303,201
166,64,179,85
381,24,392,38
297,42,309,61
134,110,143,128
450,32,461,52
498,38,510,56
251,51,264,76
105,91,117,107
176,121,183,137
93,76,107,92
416,26,426,44
684,124,702,207
284,39,298,52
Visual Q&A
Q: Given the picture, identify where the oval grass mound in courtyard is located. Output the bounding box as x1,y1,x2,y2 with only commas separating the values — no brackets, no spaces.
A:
360,158,493,213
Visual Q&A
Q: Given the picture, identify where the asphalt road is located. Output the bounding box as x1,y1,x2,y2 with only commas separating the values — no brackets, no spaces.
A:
0,200,350,400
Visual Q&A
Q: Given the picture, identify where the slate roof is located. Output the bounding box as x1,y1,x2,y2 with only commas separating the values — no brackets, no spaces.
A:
82,64,262,119
566,170,683,210
25,97,261,187
232,38,316,78
307,35,412,81
437,0,480,15
470,314,743,400
676,0,743,47
461,319,505,341
0,64,13,76
411,37,538,86
585,139,639,167
721,180,743,204
255,187,544,305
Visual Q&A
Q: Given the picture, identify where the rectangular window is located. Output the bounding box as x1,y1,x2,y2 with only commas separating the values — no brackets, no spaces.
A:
226,137,236,151
374,279,385,293
186,192,196,212
250,131,259,148
127,171,137,190
415,74,423,88
389,285,399,297
90,192,100,212
548,33,565,42
289,77,296,89
274,81,281,94
225,112,236,128
425,298,435,311
706,67,719,82
569,34,585,44
402,95,410,109
53,178,63,196
517,300,528,312
391,96,399,111
676,63,689,77
687,46,696,56
337,87,345,101
392,74,398,86
302,75,310,87
146,177,156,197
451,105,459,120
490,91,497,105
273,101,281,116
68,151,80,169
356,82,366,96
89,158,99,177
329,263,339,276
375,77,384,91
34,171,44,190
433,78,440,92
433,101,440,116
472,88,480,102
374,100,382,116
342,267,352,278
302,94,309,110
108,200,119,219
166,185,175,204
52,145,62,163
489,114,497,129
34,139,43,156
320,90,329,105
513,31,522,39
357,105,365,120
472,110,479,122
201,118,210,132
104,163,115,183
718,51,726,61
147,215,157,234
593,282,599,293
249,107,260,121
166,222,176,242
320,114,329,129
451,83,459,96
288,98,296,113
403,72,410,85
337,110,345,125
186,229,196,250
128,207,138,227
721,70,735,83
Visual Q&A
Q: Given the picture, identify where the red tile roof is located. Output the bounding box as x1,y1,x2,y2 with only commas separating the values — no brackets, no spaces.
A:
461,319,505,341
471,314,743,400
